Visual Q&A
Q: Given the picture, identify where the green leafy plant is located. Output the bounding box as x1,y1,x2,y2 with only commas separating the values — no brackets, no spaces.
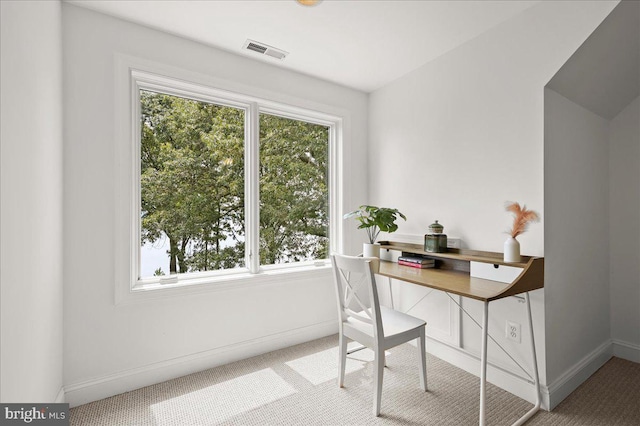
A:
344,205,407,244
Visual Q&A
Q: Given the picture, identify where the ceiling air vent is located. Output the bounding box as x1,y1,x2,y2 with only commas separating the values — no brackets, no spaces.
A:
243,39,288,60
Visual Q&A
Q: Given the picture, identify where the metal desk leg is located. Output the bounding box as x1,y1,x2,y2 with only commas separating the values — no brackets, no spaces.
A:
479,301,489,426
479,301,489,425
512,292,541,426
477,293,541,426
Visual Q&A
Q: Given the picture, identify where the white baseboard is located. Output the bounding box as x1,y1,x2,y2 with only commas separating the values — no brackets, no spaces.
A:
64,320,337,408
543,340,612,410
426,337,543,408
55,386,65,403
428,337,625,412
612,339,640,363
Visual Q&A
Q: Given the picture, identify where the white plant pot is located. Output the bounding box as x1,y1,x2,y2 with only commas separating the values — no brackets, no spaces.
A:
363,243,380,258
503,237,521,263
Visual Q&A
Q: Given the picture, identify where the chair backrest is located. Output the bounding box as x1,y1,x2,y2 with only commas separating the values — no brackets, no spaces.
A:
331,254,383,339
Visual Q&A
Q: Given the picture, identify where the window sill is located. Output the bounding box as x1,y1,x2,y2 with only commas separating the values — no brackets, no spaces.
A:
116,262,332,306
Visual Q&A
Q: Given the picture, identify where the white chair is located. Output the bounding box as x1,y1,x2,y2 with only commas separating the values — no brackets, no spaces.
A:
331,254,427,416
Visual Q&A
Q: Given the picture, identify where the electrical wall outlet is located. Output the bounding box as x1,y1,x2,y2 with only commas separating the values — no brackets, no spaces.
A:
506,321,521,343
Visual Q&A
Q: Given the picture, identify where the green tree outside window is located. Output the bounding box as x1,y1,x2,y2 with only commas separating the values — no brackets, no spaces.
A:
140,90,329,277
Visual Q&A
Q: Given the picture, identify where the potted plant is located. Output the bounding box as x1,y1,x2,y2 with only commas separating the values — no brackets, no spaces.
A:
344,205,407,257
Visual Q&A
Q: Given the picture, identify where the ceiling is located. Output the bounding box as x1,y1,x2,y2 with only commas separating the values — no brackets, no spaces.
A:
67,0,539,93
547,0,639,120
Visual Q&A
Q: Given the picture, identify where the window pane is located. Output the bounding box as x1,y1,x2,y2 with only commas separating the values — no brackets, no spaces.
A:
140,90,245,278
259,113,329,265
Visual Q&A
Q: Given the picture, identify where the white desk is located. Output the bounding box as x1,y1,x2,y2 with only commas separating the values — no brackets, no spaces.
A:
377,242,544,426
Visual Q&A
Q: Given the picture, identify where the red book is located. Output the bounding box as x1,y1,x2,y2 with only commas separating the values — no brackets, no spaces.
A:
398,260,434,269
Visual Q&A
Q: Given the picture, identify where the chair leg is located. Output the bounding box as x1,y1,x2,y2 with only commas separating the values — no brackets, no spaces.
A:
373,347,385,416
338,332,347,388
418,327,427,391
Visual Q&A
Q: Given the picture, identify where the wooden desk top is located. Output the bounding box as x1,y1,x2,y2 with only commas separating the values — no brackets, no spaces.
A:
376,242,544,302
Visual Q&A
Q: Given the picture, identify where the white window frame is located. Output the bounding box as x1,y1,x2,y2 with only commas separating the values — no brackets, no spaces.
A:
115,59,344,305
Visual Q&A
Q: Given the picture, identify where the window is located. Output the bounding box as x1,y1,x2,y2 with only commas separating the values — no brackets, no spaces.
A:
139,90,246,277
130,70,340,288
259,113,329,267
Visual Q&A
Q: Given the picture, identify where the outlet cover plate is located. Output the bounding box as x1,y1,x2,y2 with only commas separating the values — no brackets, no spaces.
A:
506,321,521,343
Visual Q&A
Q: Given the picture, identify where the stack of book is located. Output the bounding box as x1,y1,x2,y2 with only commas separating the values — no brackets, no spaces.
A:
397,256,435,269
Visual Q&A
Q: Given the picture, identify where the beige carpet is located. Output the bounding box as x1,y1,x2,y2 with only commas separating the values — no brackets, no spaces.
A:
528,354,640,426
70,335,640,425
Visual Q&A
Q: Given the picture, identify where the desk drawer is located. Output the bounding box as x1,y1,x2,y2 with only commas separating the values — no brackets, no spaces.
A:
380,248,401,262
470,261,523,284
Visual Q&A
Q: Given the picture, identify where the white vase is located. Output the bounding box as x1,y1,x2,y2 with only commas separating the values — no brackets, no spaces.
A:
363,243,380,258
504,237,521,263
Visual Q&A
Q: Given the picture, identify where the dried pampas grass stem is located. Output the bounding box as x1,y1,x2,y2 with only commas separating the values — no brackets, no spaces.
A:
506,202,539,238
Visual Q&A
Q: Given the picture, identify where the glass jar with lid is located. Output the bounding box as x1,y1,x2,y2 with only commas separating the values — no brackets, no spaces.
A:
425,220,447,253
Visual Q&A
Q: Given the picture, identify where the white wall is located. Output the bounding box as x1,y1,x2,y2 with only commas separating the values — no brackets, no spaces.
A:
544,89,612,406
609,96,640,361
62,4,368,406
0,0,64,402
369,0,615,407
